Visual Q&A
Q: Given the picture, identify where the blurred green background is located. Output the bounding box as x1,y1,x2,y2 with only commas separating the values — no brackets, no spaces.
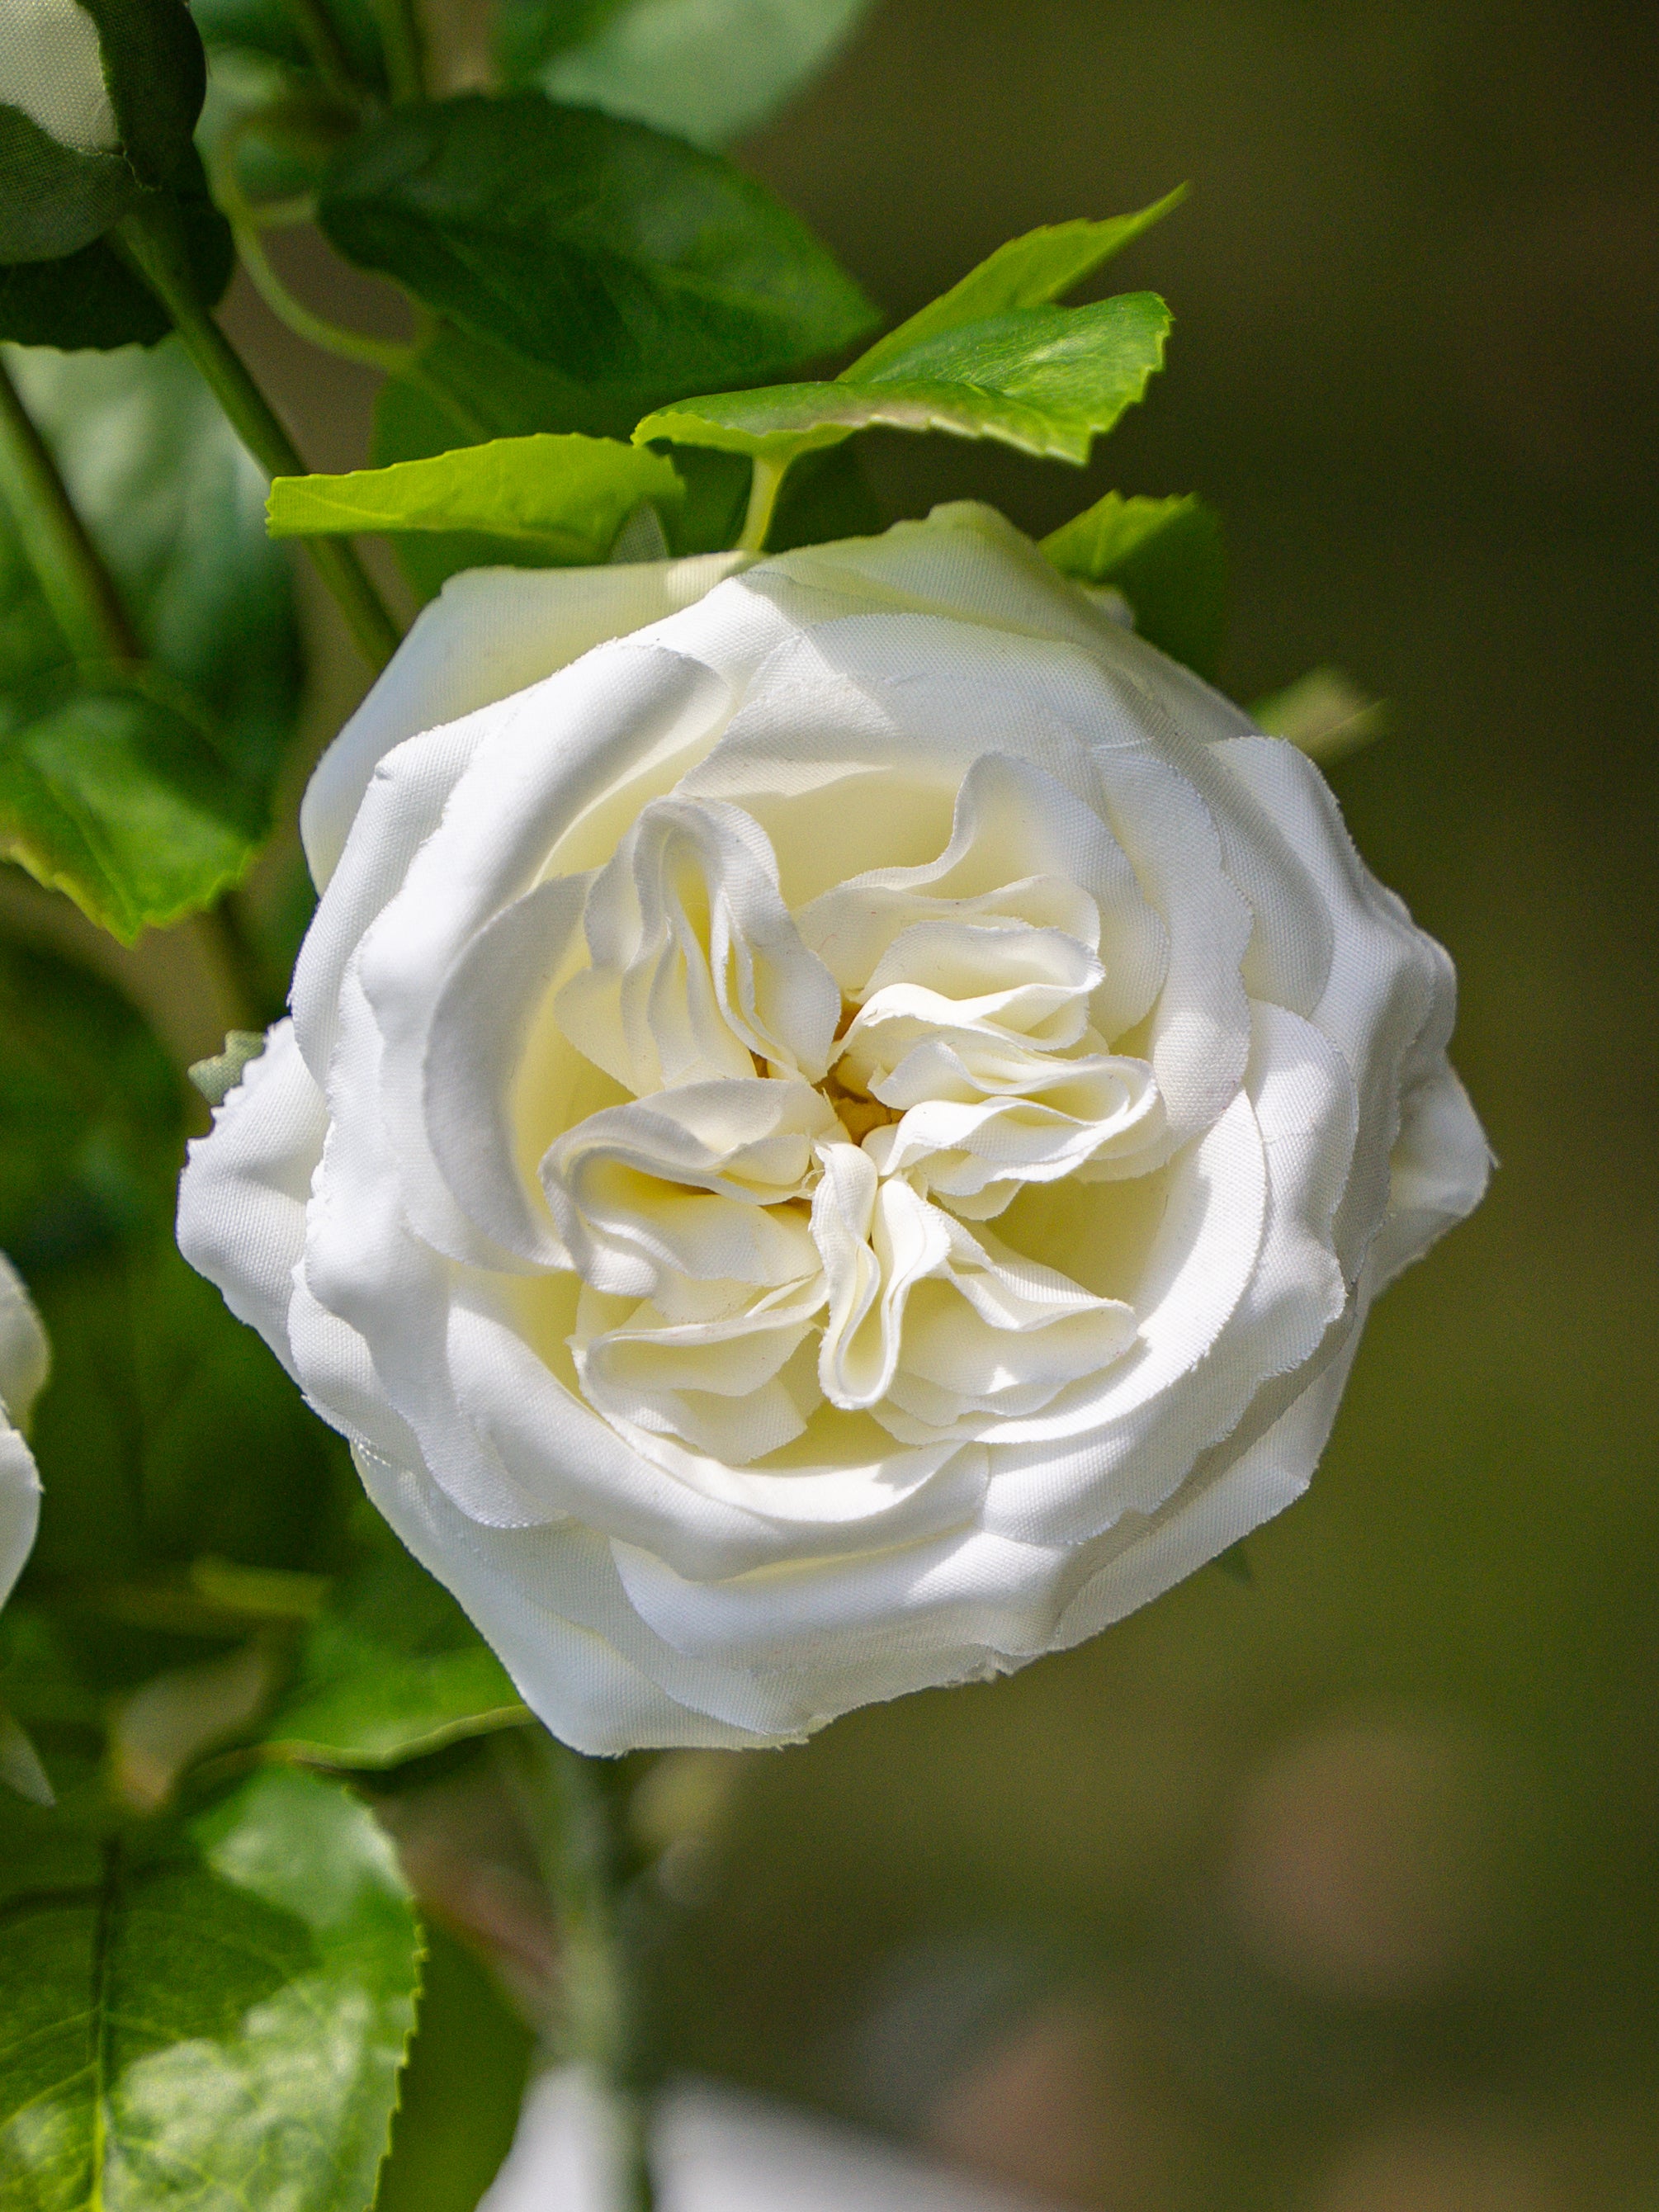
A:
10,2,1656,2206
646,5,1658,2206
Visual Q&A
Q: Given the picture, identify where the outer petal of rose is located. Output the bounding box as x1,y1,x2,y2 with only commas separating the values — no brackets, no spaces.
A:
301,554,750,891
1212,735,1479,1279
176,1020,326,1377
0,1255,46,1611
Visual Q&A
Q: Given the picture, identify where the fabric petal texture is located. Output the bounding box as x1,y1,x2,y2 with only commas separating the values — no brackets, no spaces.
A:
178,503,1489,1752
0,1253,48,1614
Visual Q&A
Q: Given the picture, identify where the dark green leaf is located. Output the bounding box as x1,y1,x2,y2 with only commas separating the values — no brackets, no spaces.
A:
195,0,387,88
318,94,877,405
767,439,884,551
24,1235,348,1590
78,0,210,190
260,1542,528,1771
0,170,234,352
636,291,1172,470
500,0,878,149
0,339,301,930
0,935,182,1274
850,193,1185,377
0,1764,420,2212
1042,489,1227,682
268,433,684,601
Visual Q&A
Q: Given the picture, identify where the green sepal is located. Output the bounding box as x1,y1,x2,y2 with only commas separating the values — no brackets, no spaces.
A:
849,192,1185,376
499,0,878,149
79,0,211,191
268,432,685,602
636,291,1171,469
317,94,878,404
0,105,134,264
1042,490,1226,682
0,1762,421,2212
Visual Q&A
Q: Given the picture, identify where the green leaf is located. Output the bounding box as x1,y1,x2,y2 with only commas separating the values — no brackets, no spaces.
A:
195,0,388,90
317,94,878,406
0,174,234,352
636,291,1172,470
268,432,684,603
25,1235,348,1589
1042,490,1227,683
0,1764,421,2212
500,0,877,149
260,1543,528,1771
849,193,1185,377
0,674,264,939
78,0,212,191
0,338,301,931
0,936,182,1274
1251,666,1387,766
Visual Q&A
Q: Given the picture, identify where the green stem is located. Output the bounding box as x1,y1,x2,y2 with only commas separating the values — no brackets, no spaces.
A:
0,353,140,668
501,1732,655,2212
193,893,281,1033
231,219,417,377
368,0,427,102
279,0,364,110
115,199,403,673
735,454,787,553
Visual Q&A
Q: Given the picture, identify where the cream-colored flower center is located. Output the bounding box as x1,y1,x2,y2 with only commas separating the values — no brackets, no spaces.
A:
537,756,1171,1463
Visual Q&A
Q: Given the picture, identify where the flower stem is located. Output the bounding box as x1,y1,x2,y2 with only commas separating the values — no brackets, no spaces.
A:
735,454,787,553
0,352,139,669
278,0,364,111
502,1731,656,2212
367,0,427,102
115,199,403,673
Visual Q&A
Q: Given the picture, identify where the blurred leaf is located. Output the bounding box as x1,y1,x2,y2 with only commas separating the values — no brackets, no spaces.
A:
0,339,302,931
0,1697,54,1804
261,1543,528,1771
0,672,265,938
269,432,684,603
636,292,1172,474
500,0,877,149
26,1236,347,1589
0,1763,420,2212
318,95,878,405
195,0,388,89
850,196,1184,376
110,1637,283,1812
1252,666,1387,766
0,935,182,1273
1042,489,1227,682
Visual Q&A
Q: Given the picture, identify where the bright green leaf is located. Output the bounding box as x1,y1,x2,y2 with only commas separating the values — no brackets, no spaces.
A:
501,0,877,149
260,1543,528,1771
1042,489,1226,682
268,432,683,575
636,292,1172,472
849,191,1184,377
317,94,878,405
0,1765,421,2212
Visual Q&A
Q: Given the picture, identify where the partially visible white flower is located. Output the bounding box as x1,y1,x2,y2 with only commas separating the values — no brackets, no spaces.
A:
0,0,119,155
483,2069,1057,2212
0,1252,47,1613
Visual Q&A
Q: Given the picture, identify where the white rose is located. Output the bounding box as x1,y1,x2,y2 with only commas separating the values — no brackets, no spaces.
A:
0,0,120,158
0,1253,47,1612
178,503,1489,1754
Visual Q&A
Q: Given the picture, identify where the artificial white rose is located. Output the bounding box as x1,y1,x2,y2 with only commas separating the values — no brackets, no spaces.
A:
0,0,120,159
0,1252,48,1614
177,503,1489,1754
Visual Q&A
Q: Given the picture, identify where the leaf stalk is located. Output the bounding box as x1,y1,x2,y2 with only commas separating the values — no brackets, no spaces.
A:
0,353,141,669
735,454,787,553
116,199,403,672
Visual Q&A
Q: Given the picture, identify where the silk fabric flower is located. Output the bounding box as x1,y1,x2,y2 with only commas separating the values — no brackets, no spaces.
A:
1,1254,47,1614
178,503,1488,1751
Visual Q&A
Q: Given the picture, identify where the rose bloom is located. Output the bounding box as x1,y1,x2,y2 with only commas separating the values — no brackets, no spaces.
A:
1,1254,47,1613
179,504,1488,1752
